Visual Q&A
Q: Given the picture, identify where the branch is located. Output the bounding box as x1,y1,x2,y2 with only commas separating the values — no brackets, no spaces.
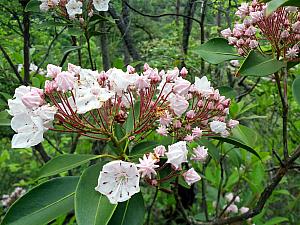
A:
0,44,24,84
123,0,202,26
33,143,51,163
35,27,67,75
236,78,260,102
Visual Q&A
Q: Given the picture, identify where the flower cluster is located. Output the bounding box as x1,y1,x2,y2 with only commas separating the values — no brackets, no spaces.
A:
8,63,238,149
8,86,57,148
221,1,300,59
39,0,110,18
8,63,239,204
224,193,249,215
96,141,206,204
1,187,26,208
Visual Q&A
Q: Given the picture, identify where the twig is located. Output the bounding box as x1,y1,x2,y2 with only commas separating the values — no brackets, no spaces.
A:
35,27,67,75
123,0,202,26
236,78,260,102
44,136,63,154
0,44,23,84
146,187,159,225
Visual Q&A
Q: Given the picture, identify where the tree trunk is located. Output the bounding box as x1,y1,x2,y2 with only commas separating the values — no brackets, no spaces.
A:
109,5,141,62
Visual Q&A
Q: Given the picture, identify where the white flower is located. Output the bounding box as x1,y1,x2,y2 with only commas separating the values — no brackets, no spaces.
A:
225,192,234,202
107,68,137,95
66,0,82,18
34,104,57,128
168,94,189,116
194,76,213,96
136,154,159,178
95,160,140,204
11,114,44,148
239,206,249,214
210,121,227,134
183,168,201,185
93,0,110,11
191,146,208,162
226,204,238,213
166,141,188,169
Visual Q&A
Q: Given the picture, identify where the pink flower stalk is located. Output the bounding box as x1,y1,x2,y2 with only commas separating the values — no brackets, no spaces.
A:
182,168,201,185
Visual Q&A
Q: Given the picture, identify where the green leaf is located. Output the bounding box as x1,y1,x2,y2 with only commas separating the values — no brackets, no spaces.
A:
38,154,98,179
25,0,40,12
0,92,11,100
232,125,258,148
1,177,79,225
209,136,261,159
31,77,40,88
108,193,145,225
266,0,286,15
125,101,140,134
292,77,300,105
264,217,289,225
75,163,117,225
266,0,300,15
217,86,237,99
238,51,286,77
130,141,159,156
196,38,241,64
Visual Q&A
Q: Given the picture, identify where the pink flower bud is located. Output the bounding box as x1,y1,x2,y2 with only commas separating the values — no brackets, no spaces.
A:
21,88,44,109
127,65,135,74
249,40,258,49
228,119,239,128
197,100,203,107
182,168,201,185
180,67,188,78
228,37,238,45
98,71,108,81
221,28,232,38
156,126,168,136
143,63,150,71
173,120,182,128
44,80,58,94
55,71,76,92
47,64,61,78
148,69,161,83
68,63,81,75
166,68,179,82
245,26,256,36
154,145,166,157
186,110,196,119
191,146,208,162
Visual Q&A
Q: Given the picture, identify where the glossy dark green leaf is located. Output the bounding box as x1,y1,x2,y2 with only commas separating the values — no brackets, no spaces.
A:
217,86,237,99
130,141,160,156
238,51,285,76
265,0,300,15
38,154,98,179
210,136,261,159
196,38,241,64
264,217,289,225
292,77,300,105
108,193,145,225
25,0,40,12
1,177,79,225
75,163,117,225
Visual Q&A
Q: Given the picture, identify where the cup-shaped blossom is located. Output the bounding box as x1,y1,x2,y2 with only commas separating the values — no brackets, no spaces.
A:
55,71,76,92
93,0,110,11
182,168,201,185
226,204,239,213
191,146,208,162
21,88,44,109
166,141,188,169
46,64,61,78
169,94,189,116
210,120,227,134
65,0,82,18
95,160,140,204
